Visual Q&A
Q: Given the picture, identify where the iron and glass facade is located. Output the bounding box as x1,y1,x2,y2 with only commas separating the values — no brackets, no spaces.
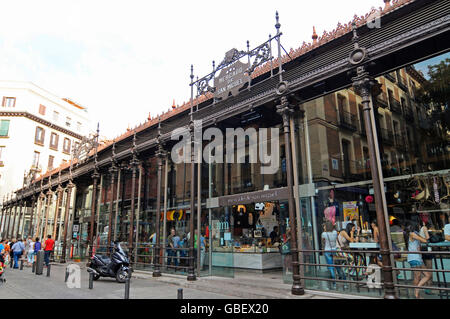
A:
1,0,449,299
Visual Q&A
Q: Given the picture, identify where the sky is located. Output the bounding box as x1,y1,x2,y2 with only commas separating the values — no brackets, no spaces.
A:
0,0,384,139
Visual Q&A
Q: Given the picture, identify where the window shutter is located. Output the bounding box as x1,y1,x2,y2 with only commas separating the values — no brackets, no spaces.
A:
0,120,10,136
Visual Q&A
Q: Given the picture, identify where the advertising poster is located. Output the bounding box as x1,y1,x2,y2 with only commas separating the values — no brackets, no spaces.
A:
343,201,359,220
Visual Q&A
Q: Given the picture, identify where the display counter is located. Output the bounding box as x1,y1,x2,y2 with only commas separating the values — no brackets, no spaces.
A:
205,250,282,270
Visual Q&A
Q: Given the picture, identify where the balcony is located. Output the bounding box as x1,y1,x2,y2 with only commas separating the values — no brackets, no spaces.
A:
404,107,414,121
342,159,366,182
338,110,358,131
380,128,394,145
398,76,408,91
389,98,402,114
394,134,407,152
385,72,396,83
376,92,389,108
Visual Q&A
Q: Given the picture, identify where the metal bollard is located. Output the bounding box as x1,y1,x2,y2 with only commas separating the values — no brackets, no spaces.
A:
177,288,183,299
65,267,70,283
89,272,93,289
124,277,130,299
46,264,51,277
20,259,24,270
124,269,131,299
32,262,35,273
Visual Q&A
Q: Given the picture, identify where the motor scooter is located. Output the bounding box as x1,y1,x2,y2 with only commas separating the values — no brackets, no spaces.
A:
87,242,130,283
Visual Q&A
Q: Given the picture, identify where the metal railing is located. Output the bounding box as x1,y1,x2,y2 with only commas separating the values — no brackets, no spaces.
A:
380,128,394,145
404,107,414,121
389,98,402,114
338,110,358,131
377,92,389,108
297,246,450,299
398,76,408,91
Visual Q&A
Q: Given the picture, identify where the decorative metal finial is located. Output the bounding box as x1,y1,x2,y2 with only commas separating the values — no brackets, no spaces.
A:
212,60,215,72
352,22,359,49
275,11,281,33
348,22,367,66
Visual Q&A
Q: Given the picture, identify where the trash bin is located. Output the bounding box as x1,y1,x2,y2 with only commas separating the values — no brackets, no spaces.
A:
35,250,45,275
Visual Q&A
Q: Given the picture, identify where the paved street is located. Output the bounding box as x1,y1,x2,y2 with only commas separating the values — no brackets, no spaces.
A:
0,263,236,299
0,261,361,299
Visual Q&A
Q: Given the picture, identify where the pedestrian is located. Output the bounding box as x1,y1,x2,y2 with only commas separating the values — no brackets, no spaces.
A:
11,238,25,269
3,240,10,267
321,221,345,289
178,233,187,268
26,237,35,267
406,221,431,299
43,235,55,267
167,228,179,268
8,238,16,268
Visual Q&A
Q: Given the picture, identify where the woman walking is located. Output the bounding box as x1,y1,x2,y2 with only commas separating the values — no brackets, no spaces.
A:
26,237,35,267
406,221,432,299
321,221,345,289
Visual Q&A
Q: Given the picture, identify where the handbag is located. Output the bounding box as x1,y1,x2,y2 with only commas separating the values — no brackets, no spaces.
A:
334,234,350,263
429,233,444,243
280,241,291,255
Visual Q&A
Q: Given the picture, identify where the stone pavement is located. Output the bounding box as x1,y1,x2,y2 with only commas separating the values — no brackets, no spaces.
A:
0,262,374,299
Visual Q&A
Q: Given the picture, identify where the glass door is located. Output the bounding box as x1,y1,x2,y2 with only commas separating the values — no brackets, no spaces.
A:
208,207,234,278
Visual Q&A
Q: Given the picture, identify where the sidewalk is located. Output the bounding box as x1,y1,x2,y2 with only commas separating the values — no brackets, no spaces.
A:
49,262,375,299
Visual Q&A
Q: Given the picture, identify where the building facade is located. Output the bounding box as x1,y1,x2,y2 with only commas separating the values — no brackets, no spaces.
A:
0,81,91,201
1,0,449,299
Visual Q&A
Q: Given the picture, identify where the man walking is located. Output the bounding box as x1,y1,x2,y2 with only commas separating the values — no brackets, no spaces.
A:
43,235,55,267
11,238,25,269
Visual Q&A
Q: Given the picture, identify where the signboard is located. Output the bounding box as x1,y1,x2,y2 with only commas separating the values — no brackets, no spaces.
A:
343,201,359,220
72,224,79,232
218,187,289,207
214,50,249,100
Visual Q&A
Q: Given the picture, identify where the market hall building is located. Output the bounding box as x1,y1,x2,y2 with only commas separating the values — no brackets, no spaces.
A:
1,0,449,299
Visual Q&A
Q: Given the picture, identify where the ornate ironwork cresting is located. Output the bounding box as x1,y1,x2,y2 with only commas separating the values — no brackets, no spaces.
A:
191,18,282,101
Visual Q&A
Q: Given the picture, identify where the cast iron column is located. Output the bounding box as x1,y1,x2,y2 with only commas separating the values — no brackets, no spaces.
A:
188,117,197,281
28,195,36,239
5,204,12,238
128,158,139,264
61,181,74,263
153,147,164,277
276,95,304,295
53,185,64,240
107,165,117,254
0,206,5,237
35,192,45,238
43,190,53,239
89,171,99,257
10,202,18,238
19,200,26,237
349,21,396,299
353,71,396,299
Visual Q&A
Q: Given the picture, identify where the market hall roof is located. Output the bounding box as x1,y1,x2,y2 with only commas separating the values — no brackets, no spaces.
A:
11,0,450,201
